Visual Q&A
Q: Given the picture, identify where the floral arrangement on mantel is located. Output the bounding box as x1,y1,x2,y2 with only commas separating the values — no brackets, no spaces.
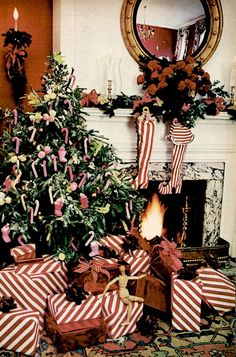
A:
133,55,229,128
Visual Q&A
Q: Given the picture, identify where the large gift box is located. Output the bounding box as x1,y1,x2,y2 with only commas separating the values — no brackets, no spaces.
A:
171,274,202,332
121,249,150,276
47,292,103,324
99,234,126,254
195,267,235,315
0,255,68,328
0,307,41,356
102,290,143,338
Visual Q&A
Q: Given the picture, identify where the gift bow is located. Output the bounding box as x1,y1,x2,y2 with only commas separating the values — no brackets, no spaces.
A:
74,257,110,282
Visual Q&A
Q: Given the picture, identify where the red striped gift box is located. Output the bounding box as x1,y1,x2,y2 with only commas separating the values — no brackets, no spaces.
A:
0,308,40,355
99,234,126,253
102,290,143,338
14,254,67,275
0,270,46,329
47,293,103,324
171,274,202,332
92,256,119,269
121,249,150,275
196,267,235,315
10,244,36,261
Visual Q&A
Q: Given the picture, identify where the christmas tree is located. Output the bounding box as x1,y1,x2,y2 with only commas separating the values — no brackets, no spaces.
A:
0,53,145,267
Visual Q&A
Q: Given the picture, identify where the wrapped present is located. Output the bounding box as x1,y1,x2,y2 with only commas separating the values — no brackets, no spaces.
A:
0,256,68,328
102,290,143,338
47,292,103,324
171,274,202,332
121,249,150,276
10,244,36,262
135,274,168,312
45,310,106,352
196,267,235,315
0,307,40,356
99,234,126,254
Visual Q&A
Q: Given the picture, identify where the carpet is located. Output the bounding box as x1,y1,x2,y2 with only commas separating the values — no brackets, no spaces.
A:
0,312,235,357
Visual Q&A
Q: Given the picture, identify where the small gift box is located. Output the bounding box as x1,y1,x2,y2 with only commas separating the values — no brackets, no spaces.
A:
47,292,103,324
99,234,126,254
45,310,106,352
102,290,143,338
10,244,36,262
121,249,150,276
171,273,202,332
0,307,41,356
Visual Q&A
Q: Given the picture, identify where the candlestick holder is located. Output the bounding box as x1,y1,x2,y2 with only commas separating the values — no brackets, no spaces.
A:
230,86,235,106
180,196,191,247
107,79,112,101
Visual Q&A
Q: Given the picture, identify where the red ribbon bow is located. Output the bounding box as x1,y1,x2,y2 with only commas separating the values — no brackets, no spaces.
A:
74,257,110,282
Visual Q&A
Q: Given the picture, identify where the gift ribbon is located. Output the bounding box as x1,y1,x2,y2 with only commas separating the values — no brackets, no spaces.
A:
74,257,110,281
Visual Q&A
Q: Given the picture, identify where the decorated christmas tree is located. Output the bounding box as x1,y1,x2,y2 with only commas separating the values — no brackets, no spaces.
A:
0,53,145,267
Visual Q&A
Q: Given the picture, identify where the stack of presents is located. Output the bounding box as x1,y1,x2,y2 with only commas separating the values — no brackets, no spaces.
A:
0,234,235,355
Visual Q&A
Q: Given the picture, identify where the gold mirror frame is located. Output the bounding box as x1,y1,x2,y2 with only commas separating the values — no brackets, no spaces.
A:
120,0,223,65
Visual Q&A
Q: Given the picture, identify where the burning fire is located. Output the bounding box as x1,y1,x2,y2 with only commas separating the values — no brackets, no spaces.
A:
140,193,166,241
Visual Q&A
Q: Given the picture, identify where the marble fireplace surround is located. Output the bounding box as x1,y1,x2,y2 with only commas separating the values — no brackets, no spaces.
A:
85,109,236,257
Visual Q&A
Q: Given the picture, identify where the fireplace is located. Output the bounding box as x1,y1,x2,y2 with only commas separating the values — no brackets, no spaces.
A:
86,108,236,258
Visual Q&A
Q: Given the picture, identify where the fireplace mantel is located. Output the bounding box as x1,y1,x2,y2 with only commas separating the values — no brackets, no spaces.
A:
85,108,236,257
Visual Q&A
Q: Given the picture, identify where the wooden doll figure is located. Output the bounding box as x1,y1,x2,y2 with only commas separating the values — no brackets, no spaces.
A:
103,265,146,325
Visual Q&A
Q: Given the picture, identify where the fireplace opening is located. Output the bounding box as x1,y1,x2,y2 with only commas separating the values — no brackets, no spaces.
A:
139,180,207,247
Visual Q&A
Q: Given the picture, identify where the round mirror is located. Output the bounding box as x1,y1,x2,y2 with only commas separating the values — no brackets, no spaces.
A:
120,0,223,65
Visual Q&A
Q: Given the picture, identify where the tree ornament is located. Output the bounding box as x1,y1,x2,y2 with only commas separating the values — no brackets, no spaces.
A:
1,224,11,243
54,197,64,217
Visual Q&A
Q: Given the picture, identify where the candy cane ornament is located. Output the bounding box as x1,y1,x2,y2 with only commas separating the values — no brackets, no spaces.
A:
78,172,87,189
31,161,38,178
67,165,74,182
159,118,194,195
28,126,37,142
51,154,58,171
61,128,69,144
12,137,21,154
18,235,26,246
1,224,11,243
85,231,95,246
131,107,156,190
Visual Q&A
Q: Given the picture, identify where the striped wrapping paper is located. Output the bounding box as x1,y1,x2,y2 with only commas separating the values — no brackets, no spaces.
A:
0,270,46,329
10,244,36,261
171,274,202,332
47,293,103,324
99,234,126,254
196,267,235,315
92,256,119,269
14,254,67,275
0,308,40,355
121,249,150,276
102,290,143,338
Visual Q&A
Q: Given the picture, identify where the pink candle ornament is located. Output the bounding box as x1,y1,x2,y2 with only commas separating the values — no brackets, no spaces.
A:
69,74,76,88
85,230,95,246
67,165,74,182
61,128,69,144
1,224,11,243
78,172,87,189
12,136,21,154
31,161,38,178
129,199,133,212
51,154,58,171
48,186,54,204
29,126,37,142
18,235,26,246
13,109,18,125
43,160,47,177
58,146,67,162
29,207,34,224
54,198,64,217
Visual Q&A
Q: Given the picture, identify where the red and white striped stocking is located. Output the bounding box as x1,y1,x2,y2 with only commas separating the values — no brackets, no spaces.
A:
131,108,156,190
159,118,194,195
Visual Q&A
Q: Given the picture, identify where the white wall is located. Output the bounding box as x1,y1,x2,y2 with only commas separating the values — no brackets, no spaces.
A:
53,0,236,96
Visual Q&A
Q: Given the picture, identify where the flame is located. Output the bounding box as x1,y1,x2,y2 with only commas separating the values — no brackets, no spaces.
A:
140,193,166,241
